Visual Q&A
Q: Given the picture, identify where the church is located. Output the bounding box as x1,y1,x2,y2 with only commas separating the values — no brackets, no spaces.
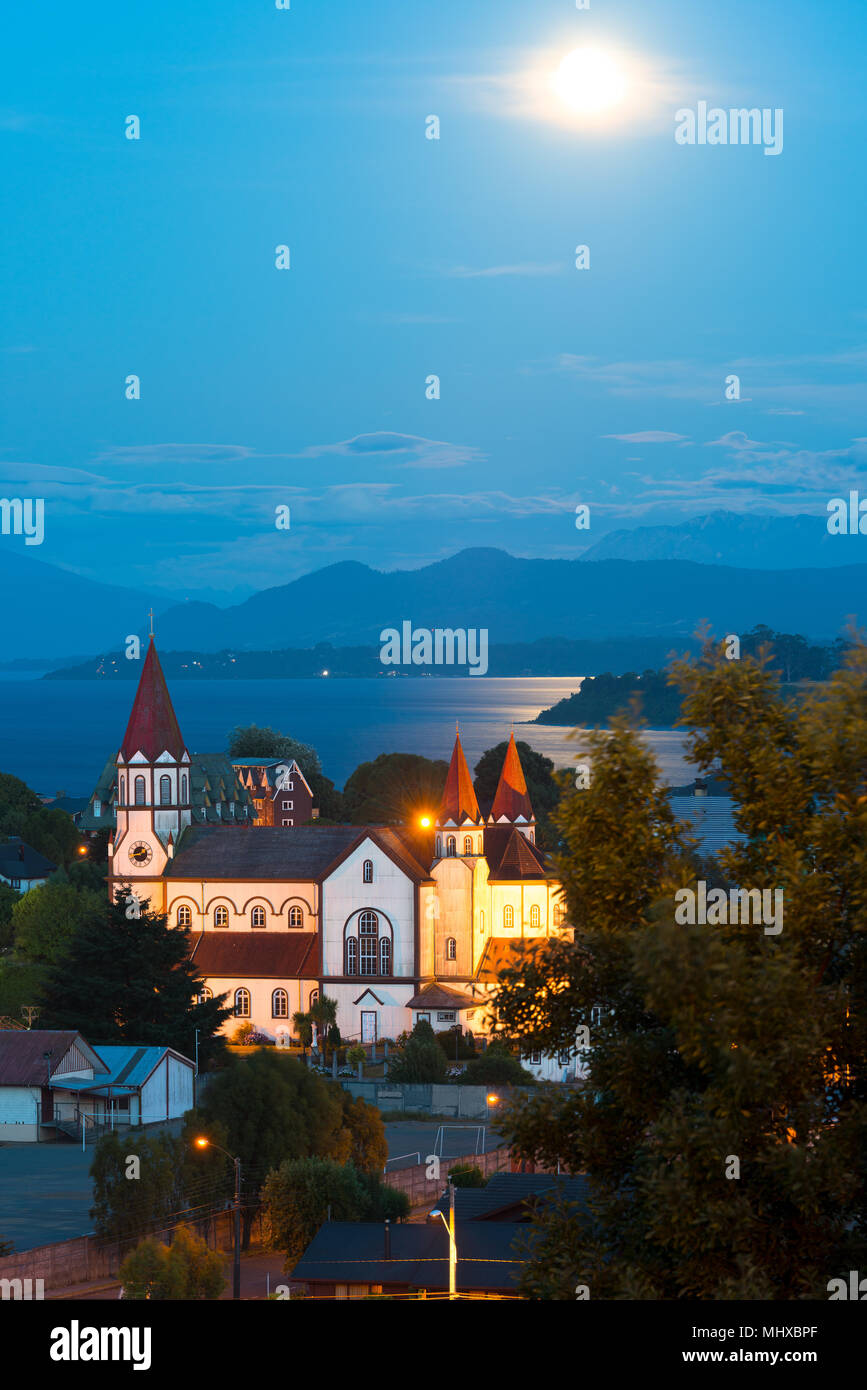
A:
103,638,571,1049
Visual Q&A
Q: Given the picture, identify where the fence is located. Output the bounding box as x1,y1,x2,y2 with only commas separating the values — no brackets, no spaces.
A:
338,1081,518,1118
381,1145,512,1206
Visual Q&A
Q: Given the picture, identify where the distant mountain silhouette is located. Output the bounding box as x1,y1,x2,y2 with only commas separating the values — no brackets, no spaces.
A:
581,511,866,568
5,540,866,663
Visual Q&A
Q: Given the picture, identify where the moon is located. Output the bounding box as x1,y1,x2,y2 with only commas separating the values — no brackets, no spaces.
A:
551,47,626,115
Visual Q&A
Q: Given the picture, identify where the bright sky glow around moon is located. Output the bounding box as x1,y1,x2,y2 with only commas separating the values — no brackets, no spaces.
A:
551,47,627,115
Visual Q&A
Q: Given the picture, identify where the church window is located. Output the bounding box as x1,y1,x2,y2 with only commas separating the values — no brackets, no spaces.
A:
288,906,303,927
181,774,188,803
435,836,442,857
359,910,378,975
479,910,485,934
363,859,374,883
447,937,457,961
251,906,266,928
310,988,319,1007
504,905,514,928
214,906,229,928
553,903,566,928
345,937,358,974
159,775,171,806
446,836,456,857
119,778,125,805
200,986,212,1001
530,905,541,927
464,836,472,856
134,776,146,806
272,988,289,1018
177,906,192,927
234,988,250,1018
379,936,391,975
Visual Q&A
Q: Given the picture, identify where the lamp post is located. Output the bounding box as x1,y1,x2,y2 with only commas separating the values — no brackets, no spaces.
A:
431,1184,457,1299
195,1137,241,1300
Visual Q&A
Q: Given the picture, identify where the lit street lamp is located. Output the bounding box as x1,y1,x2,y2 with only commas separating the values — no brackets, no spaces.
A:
429,1183,457,1300
195,1137,241,1300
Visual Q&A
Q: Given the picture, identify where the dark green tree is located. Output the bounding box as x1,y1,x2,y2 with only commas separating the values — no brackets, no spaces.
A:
227,724,321,779
261,1157,409,1270
387,1019,448,1083
40,888,231,1066
342,752,448,826
119,1225,225,1300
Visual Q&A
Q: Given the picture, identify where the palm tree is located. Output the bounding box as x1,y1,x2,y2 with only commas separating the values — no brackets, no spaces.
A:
308,995,338,1059
292,1010,313,1057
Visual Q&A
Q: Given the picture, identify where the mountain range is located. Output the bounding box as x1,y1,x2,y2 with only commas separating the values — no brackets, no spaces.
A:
2,510,866,662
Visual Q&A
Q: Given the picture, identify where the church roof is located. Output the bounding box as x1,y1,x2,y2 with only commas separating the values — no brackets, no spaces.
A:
120,639,187,762
189,932,320,979
490,733,534,823
485,826,549,880
165,824,431,883
439,732,481,825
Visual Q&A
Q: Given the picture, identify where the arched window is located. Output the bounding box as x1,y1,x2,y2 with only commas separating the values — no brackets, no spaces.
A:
360,911,379,976
380,936,391,976
436,836,442,858
530,904,541,927
214,906,229,928
446,836,456,857
199,986,212,1001
345,936,358,975
177,905,192,928
553,903,566,928
363,859,374,883
134,776,146,806
234,988,250,1017
181,774,188,804
119,777,126,806
159,775,171,806
288,906,303,927
504,905,514,928
272,988,288,1018
251,906,265,928
464,836,473,856
447,937,456,961
309,988,319,1008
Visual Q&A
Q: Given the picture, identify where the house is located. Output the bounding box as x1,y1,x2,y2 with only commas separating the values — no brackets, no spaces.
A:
289,1219,530,1299
441,1171,592,1222
0,1029,195,1142
231,757,317,827
100,637,573,1049
0,837,56,893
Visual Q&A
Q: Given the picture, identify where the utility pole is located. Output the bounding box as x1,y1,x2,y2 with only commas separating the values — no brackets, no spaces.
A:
233,1155,242,1301
448,1183,456,1300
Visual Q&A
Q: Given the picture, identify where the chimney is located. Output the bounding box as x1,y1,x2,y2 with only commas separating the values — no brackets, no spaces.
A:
384,1219,391,1260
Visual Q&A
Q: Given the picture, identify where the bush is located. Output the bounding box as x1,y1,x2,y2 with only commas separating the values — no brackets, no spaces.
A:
435,1026,477,1061
458,1042,535,1087
119,1226,226,1300
448,1164,487,1189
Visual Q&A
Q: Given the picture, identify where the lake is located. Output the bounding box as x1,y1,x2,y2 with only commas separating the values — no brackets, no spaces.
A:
0,675,695,797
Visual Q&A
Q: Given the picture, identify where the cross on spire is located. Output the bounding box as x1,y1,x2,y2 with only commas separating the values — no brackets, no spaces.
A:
147,608,155,638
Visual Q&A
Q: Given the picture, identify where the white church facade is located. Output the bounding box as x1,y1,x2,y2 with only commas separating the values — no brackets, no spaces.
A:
106,639,575,1060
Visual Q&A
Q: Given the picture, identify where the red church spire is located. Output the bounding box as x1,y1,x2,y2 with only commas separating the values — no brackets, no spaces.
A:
490,732,534,822
439,730,481,825
120,638,187,762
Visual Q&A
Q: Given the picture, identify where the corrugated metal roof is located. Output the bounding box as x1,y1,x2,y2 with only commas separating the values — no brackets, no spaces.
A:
0,1031,104,1085
669,795,742,857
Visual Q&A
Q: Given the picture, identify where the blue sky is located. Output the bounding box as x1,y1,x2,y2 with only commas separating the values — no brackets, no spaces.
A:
3,0,867,599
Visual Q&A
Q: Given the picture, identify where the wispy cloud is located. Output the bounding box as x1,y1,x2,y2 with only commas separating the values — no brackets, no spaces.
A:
444,262,563,279
296,431,485,469
605,431,689,443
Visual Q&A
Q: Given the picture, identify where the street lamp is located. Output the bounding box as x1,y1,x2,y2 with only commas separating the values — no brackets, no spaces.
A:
429,1184,457,1300
195,1137,241,1300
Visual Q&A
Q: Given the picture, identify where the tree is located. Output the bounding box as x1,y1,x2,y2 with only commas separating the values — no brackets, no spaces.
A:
261,1157,408,1270
11,881,104,966
473,741,563,852
194,1051,346,1245
227,724,321,779
292,1010,313,1054
342,752,449,826
90,1130,181,1242
332,1093,388,1174
493,643,867,1299
387,1019,448,1083
119,1225,225,1300
0,882,19,953
308,994,338,1054
458,1042,534,1087
40,888,231,1067
448,1164,487,1188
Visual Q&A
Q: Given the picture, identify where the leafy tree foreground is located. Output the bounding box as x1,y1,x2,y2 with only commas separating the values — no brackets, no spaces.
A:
494,637,867,1299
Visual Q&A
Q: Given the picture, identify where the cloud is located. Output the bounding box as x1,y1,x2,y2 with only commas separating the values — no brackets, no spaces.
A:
297,431,485,469
604,431,689,443
444,263,563,279
93,443,255,467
